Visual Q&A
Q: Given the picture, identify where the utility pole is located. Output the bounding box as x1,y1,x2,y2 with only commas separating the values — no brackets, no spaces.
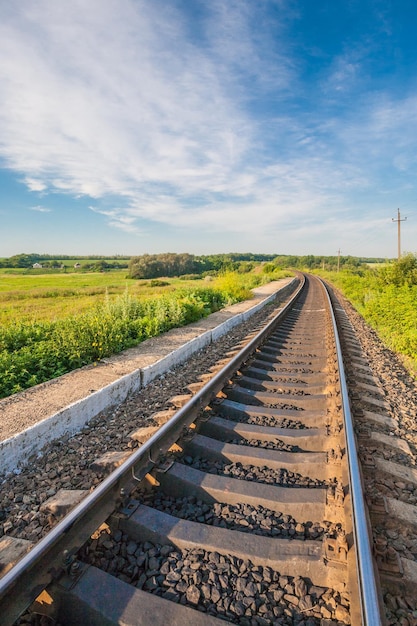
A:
392,208,407,260
337,249,341,272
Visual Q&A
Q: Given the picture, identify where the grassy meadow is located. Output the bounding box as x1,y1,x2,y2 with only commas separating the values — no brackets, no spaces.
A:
0,271,195,324
0,266,290,398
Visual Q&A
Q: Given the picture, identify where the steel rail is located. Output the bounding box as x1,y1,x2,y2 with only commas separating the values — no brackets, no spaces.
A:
0,276,305,625
321,278,383,626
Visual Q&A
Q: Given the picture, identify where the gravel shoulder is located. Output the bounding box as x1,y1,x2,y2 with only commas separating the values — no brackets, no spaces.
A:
0,279,293,442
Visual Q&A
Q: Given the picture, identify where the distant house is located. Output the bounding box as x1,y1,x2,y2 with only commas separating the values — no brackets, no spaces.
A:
32,263,42,268
74,263,81,268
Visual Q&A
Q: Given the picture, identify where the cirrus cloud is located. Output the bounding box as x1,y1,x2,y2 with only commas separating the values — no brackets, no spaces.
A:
0,0,416,256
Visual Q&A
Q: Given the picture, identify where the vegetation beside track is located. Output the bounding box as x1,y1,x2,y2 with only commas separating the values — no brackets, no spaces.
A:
3,245,416,394
0,269,290,398
316,254,417,375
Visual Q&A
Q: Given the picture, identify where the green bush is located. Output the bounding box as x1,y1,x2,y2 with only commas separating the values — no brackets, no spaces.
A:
375,254,417,287
214,272,258,302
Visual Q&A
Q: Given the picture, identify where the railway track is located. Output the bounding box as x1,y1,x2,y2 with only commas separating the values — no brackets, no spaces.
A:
2,273,417,624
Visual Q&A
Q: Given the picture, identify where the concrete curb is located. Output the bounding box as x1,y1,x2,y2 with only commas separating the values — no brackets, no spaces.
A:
0,280,296,475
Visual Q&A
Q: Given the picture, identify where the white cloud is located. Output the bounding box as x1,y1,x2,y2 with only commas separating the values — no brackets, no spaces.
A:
24,178,48,192
0,2,297,222
328,60,358,93
0,0,417,256
0,1,276,224
29,205,51,212
89,205,142,233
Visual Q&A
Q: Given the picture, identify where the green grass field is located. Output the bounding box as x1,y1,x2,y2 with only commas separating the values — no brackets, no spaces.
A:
0,271,200,324
0,268,287,397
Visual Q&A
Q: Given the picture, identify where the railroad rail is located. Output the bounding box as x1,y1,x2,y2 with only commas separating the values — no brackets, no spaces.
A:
0,274,388,624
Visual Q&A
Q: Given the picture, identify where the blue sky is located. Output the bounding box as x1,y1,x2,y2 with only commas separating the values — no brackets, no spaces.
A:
1,0,417,258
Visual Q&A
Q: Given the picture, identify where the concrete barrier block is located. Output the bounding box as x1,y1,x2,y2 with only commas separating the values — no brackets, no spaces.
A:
0,369,142,475
210,314,243,341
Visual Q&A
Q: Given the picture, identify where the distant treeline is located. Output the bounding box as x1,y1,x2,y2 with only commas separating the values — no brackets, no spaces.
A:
0,253,130,269
269,255,386,270
128,252,387,279
1,252,388,275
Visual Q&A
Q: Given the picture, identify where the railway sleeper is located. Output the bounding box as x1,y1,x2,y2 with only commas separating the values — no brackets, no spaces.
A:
197,414,327,451
113,505,349,591
360,408,397,430
348,369,380,386
233,374,328,395
214,398,327,428
358,429,412,456
256,344,328,357
222,386,327,411
152,461,345,525
271,327,328,337
369,494,417,596
182,434,336,482
266,327,327,338
51,565,227,626
265,335,322,347
242,364,327,385
270,319,323,329
257,344,328,359
249,358,316,375
0,537,33,578
371,457,417,490
251,352,328,369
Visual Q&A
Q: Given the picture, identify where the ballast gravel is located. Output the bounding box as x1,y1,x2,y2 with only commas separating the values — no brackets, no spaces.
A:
221,437,302,452
219,412,308,429
78,528,351,625
180,457,327,488
259,402,304,411
138,491,329,540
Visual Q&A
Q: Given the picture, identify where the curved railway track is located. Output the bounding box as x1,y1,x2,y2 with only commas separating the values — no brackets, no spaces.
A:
2,273,415,625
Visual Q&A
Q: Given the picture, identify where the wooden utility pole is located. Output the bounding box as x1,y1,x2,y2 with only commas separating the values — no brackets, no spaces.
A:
337,249,341,272
392,208,407,260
